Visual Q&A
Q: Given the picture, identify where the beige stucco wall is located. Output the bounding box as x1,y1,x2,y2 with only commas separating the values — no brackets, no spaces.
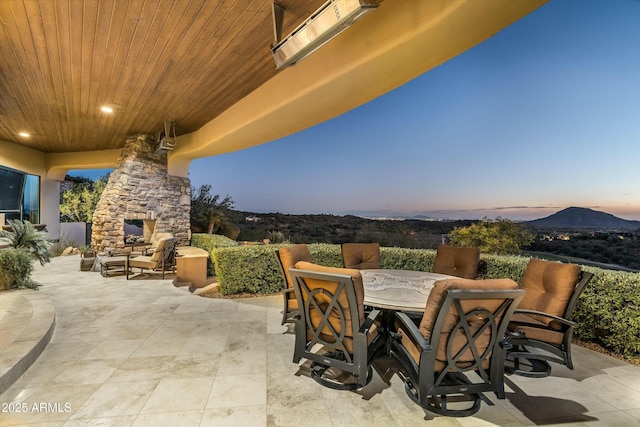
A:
0,139,61,240
167,0,548,176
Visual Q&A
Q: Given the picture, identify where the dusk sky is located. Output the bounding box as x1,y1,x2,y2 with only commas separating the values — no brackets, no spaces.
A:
73,0,640,221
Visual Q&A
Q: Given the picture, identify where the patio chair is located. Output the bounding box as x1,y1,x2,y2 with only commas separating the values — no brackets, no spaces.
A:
290,261,385,390
126,236,176,279
389,277,524,417
432,245,480,279
80,250,96,271
274,244,312,325
341,242,380,270
506,258,593,377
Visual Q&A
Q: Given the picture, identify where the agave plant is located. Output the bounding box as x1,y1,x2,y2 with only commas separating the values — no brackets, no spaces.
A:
0,219,52,266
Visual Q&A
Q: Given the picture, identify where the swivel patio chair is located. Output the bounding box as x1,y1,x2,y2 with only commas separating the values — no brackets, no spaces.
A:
341,242,381,270
290,261,385,390
506,258,593,377
274,244,312,325
432,245,480,279
389,277,524,417
126,236,176,279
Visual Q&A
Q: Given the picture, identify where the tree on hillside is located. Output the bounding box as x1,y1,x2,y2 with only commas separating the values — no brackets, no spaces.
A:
59,174,109,222
190,185,235,234
448,217,534,254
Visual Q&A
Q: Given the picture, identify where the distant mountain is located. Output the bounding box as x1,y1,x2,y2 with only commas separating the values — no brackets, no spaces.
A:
527,207,640,230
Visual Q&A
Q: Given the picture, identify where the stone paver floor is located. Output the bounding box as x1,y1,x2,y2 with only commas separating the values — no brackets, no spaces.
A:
1,256,640,426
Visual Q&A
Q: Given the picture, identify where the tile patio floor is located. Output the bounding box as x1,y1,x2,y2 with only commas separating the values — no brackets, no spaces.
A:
1,255,639,426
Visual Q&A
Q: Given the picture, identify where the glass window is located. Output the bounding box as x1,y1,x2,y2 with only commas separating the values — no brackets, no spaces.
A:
0,165,40,223
23,174,40,224
0,166,25,211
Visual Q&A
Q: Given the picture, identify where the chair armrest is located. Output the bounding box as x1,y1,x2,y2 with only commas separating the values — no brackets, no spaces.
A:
514,309,577,328
359,309,381,335
395,311,431,351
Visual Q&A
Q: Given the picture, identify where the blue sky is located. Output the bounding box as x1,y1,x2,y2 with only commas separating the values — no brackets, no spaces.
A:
73,0,640,221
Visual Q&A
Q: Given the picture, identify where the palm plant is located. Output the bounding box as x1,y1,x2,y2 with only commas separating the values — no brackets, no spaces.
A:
205,208,227,234
190,185,234,234
0,220,52,265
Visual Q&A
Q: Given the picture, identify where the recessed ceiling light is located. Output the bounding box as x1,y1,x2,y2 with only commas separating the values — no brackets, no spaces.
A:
101,105,114,113
19,132,30,137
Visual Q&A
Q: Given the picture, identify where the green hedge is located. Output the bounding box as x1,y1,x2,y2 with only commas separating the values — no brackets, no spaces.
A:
190,233,238,276
209,243,640,358
573,267,640,357
0,248,36,290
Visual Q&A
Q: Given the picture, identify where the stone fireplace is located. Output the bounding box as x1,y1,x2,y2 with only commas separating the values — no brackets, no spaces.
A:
91,134,190,250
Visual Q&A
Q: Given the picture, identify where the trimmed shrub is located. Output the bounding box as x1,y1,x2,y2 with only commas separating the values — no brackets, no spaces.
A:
211,243,342,295
573,267,640,358
212,245,284,295
191,233,238,249
380,247,436,271
0,248,37,290
190,233,238,276
307,243,343,267
479,254,530,281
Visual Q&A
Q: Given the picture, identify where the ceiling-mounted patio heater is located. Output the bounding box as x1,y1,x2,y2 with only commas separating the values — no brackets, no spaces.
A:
271,0,381,70
153,120,177,156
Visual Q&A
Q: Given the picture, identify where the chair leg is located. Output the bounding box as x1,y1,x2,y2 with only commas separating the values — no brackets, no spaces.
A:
505,346,553,378
404,375,483,417
309,353,374,391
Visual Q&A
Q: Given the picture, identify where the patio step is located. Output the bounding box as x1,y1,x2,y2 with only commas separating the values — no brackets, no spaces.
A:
0,290,55,394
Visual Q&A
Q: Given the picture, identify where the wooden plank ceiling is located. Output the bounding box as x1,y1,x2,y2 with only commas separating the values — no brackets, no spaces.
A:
0,0,326,153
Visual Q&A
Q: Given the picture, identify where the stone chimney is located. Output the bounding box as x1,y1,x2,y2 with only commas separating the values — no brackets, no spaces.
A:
91,134,190,250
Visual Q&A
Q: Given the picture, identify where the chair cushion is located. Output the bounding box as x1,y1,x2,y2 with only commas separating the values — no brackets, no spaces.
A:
518,259,581,321
420,278,518,339
150,229,173,246
278,245,312,290
294,261,366,325
342,243,380,269
295,260,378,354
100,256,128,267
432,245,480,279
150,237,174,263
416,278,518,370
508,313,564,344
128,255,156,269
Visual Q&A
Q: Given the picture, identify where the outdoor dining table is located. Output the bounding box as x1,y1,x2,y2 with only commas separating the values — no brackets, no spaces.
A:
361,269,455,313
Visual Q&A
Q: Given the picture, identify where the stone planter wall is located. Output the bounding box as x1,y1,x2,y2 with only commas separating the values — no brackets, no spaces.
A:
91,134,190,250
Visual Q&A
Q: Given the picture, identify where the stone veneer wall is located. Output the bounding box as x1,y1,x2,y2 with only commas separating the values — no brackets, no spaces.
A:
91,134,190,250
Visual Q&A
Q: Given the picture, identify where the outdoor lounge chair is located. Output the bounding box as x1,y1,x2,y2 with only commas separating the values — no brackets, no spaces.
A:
432,245,480,279
341,242,381,270
80,250,96,271
126,236,176,279
289,261,385,390
389,277,524,417
506,258,593,377
274,244,312,325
